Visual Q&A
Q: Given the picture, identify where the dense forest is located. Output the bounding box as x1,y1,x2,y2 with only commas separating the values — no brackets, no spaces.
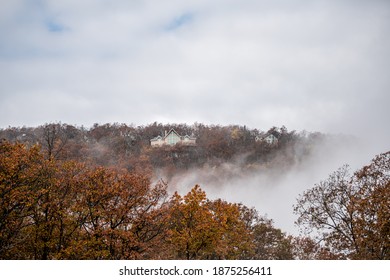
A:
0,122,344,179
0,122,388,259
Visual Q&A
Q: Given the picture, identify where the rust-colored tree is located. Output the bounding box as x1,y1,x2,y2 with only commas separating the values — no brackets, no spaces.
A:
291,236,342,260
22,160,85,259
207,199,254,259
0,141,169,259
351,151,389,259
69,168,168,259
166,185,253,259
251,217,294,260
0,141,44,258
294,151,390,259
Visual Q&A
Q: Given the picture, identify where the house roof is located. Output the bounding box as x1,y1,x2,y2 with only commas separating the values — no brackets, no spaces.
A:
183,134,197,140
150,128,196,142
164,128,181,140
255,133,278,142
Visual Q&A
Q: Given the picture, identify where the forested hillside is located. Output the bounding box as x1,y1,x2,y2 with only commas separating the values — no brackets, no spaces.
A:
0,123,388,259
0,122,341,177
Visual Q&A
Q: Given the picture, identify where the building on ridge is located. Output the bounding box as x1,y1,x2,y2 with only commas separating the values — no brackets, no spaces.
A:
255,133,279,145
150,129,196,147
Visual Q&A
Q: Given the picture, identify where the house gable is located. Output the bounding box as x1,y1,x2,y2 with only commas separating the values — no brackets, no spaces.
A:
165,129,181,145
150,129,196,147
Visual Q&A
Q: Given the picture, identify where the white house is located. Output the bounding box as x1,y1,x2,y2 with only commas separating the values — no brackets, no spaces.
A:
150,129,196,147
255,134,278,145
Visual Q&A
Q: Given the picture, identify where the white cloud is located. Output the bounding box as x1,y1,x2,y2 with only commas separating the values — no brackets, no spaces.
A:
0,0,389,234
0,0,389,147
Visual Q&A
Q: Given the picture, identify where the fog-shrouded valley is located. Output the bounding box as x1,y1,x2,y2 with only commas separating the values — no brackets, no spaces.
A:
1,0,389,262
1,122,388,260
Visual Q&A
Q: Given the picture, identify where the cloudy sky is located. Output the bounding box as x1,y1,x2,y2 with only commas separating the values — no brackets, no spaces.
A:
1,0,389,148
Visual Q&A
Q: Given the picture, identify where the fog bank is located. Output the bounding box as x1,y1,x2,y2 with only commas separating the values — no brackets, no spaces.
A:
166,135,380,234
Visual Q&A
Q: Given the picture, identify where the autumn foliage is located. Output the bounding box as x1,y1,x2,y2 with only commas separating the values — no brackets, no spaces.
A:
0,122,325,176
0,141,168,259
294,151,390,259
0,124,388,260
0,141,298,259
166,186,253,259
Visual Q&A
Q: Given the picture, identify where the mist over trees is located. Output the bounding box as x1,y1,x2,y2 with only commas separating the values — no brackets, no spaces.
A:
0,122,388,259
294,151,389,259
0,122,343,175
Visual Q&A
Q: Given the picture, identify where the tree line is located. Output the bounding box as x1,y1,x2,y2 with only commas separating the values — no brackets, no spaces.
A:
0,141,297,259
0,122,339,179
0,122,388,259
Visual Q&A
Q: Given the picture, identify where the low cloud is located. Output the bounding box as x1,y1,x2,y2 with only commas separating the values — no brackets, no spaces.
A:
165,135,376,234
1,1,389,145
1,1,389,230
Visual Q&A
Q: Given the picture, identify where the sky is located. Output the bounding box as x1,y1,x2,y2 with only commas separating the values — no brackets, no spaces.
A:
1,0,389,143
1,0,389,234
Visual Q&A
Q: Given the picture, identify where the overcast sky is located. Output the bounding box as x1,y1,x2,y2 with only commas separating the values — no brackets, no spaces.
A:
1,0,389,149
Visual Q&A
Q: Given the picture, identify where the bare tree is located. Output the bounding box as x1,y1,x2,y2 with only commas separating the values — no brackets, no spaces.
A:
294,152,390,259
